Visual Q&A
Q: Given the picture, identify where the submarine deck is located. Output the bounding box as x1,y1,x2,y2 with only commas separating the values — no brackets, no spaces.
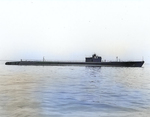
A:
5,61,144,67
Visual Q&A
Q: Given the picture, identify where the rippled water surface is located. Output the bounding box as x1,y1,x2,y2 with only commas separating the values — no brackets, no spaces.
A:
0,61,150,117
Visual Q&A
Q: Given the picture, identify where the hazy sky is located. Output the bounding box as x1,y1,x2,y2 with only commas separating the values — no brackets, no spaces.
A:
0,0,150,62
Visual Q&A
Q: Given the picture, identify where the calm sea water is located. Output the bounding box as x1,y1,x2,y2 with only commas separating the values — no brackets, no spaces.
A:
0,61,150,117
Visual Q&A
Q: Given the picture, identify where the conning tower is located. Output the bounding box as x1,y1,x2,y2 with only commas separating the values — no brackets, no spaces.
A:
85,54,102,62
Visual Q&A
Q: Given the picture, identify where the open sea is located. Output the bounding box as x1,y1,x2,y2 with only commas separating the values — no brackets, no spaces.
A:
0,61,150,117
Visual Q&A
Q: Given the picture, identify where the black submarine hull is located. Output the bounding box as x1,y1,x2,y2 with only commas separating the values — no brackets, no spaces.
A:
5,61,144,67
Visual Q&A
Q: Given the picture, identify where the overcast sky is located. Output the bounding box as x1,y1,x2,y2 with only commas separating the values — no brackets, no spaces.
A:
0,0,150,63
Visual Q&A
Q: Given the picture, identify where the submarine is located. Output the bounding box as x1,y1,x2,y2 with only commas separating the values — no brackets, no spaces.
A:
5,54,144,67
